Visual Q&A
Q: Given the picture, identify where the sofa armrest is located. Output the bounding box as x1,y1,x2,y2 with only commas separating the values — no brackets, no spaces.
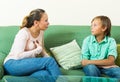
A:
115,44,120,66
0,52,6,79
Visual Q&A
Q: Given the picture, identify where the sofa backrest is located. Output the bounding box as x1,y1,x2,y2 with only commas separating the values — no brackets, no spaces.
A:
0,26,19,56
0,25,120,57
44,25,120,53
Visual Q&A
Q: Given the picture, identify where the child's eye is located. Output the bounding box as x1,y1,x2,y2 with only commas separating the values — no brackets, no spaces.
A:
91,24,98,29
91,24,97,27
94,24,97,27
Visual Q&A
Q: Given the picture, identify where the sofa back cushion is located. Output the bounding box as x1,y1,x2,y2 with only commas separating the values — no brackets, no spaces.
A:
44,25,91,53
44,25,120,53
0,25,120,58
0,26,19,56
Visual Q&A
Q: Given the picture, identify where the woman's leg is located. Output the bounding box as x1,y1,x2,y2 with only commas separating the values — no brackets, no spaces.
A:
83,64,101,77
4,57,61,76
30,70,56,82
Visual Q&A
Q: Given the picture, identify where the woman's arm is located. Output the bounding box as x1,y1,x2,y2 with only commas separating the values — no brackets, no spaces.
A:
11,29,42,59
40,32,49,57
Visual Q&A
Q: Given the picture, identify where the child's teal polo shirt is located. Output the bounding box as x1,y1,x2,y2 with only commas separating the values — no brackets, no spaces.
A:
81,35,117,60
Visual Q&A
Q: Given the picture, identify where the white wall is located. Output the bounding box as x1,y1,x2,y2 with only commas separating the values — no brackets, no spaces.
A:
0,0,120,26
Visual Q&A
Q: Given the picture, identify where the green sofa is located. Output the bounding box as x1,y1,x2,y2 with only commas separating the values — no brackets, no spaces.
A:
0,25,120,82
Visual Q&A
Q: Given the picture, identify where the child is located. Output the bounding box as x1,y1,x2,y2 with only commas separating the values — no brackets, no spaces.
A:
81,15,120,79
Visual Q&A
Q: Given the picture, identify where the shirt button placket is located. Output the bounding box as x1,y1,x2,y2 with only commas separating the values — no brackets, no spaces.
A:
97,44,101,58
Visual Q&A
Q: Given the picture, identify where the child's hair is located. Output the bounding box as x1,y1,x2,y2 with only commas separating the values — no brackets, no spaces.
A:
20,8,45,29
91,15,111,36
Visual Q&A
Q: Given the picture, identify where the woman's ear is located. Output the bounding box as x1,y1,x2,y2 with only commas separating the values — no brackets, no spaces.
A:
33,20,39,26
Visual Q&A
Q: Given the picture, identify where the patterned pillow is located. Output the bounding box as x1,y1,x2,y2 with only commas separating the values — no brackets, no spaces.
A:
50,40,82,70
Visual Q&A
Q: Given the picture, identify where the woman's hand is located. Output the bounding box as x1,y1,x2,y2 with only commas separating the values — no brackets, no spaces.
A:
33,40,42,55
33,40,42,48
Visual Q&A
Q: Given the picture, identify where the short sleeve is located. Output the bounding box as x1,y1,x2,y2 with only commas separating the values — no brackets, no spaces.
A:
81,36,91,59
108,38,117,59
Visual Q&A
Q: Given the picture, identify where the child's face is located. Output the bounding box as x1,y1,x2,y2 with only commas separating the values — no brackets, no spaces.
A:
91,19,105,36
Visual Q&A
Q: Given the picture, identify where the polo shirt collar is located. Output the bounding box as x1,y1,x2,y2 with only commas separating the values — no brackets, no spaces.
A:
92,35,108,43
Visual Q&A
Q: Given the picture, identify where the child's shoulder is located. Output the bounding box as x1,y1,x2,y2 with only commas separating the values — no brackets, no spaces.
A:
85,35,94,39
84,35,94,41
107,36,116,42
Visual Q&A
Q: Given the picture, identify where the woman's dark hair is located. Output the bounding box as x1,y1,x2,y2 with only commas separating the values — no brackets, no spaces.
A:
20,9,45,29
91,15,111,36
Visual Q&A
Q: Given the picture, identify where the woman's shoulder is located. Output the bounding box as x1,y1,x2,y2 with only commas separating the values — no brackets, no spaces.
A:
16,27,29,38
17,27,28,34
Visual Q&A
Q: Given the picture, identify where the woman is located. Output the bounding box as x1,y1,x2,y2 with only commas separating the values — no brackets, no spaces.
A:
4,8,61,82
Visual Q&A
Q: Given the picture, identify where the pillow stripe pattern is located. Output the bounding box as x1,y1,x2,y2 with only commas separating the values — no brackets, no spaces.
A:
50,40,82,70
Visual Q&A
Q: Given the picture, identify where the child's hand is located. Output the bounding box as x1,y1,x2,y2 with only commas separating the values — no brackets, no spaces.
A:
81,59,90,66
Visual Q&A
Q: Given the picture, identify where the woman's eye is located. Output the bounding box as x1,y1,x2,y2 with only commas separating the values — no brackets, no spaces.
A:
45,19,48,22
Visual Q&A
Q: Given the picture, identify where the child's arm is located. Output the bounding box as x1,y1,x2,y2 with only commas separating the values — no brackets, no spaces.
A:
82,37,118,68
81,55,115,66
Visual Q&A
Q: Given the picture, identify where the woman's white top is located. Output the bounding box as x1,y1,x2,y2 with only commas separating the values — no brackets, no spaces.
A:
4,27,44,64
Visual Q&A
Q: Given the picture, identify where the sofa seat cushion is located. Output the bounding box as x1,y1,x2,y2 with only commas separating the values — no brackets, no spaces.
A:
60,67,85,76
2,75,40,82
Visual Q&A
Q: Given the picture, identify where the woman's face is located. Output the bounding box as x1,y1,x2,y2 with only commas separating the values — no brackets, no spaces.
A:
38,13,49,30
91,19,105,36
